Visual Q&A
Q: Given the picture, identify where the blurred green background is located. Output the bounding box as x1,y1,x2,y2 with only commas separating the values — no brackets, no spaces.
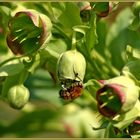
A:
0,2,138,138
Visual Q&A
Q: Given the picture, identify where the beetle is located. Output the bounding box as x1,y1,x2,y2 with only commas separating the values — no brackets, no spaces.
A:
59,81,83,100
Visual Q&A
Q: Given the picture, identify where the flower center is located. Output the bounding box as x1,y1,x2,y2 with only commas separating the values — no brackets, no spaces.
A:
99,88,122,112
97,86,123,117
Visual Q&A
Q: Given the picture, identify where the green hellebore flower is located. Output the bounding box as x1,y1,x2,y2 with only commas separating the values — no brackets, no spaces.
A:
7,9,52,55
57,50,86,82
76,2,91,11
77,2,91,22
7,85,30,109
96,76,139,118
93,2,110,17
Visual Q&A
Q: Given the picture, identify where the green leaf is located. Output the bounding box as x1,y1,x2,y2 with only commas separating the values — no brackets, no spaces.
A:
41,37,67,60
122,59,140,81
129,17,140,31
0,63,24,77
0,6,11,53
51,2,66,20
106,8,140,69
58,2,82,36
125,45,140,60
24,69,62,107
132,2,140,16
86,11,98,52
2,73,23,98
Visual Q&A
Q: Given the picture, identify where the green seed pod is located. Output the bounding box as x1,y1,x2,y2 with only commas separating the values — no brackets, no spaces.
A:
7,85,30,109
57,50,86,82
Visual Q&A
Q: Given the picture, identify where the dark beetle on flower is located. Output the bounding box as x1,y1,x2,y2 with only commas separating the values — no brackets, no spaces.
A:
57,50,86,101
59,81,83,100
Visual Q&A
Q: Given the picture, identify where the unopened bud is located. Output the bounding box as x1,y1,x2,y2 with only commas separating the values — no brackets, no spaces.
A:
7,85,30,109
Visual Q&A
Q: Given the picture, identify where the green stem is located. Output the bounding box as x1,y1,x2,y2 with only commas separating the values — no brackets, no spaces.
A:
82,11,104,78
0,55,29,67
0,57,18,67
104,122,114,138
71,31,77,50
18,69,29,85
84,44,105,78
84,79,102,88
53,24,71,49
86,11,98,53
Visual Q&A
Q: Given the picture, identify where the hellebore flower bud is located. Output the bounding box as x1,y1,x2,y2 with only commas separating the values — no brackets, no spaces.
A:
57,50,86,101
7,85,30,109
7,9,52,55
77,2,91,11
93,2,110,17
93,2,118,18
76,2,91,22
57,50,86,82
96,76,139,118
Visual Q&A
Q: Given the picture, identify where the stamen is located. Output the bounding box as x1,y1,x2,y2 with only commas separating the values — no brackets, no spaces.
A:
37,35,40,39
100,92,107,96
108,95,115,100
100,102,108,108
15,29,23,32
20,38,27,44
12,36,19,41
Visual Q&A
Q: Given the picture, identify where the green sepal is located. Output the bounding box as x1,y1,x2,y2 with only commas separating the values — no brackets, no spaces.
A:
7,84,30,109
105,76,139,113
112,100,140,130
57,50,86,82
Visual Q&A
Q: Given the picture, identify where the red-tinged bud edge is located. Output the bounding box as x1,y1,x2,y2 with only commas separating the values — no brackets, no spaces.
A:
96,84,126,118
